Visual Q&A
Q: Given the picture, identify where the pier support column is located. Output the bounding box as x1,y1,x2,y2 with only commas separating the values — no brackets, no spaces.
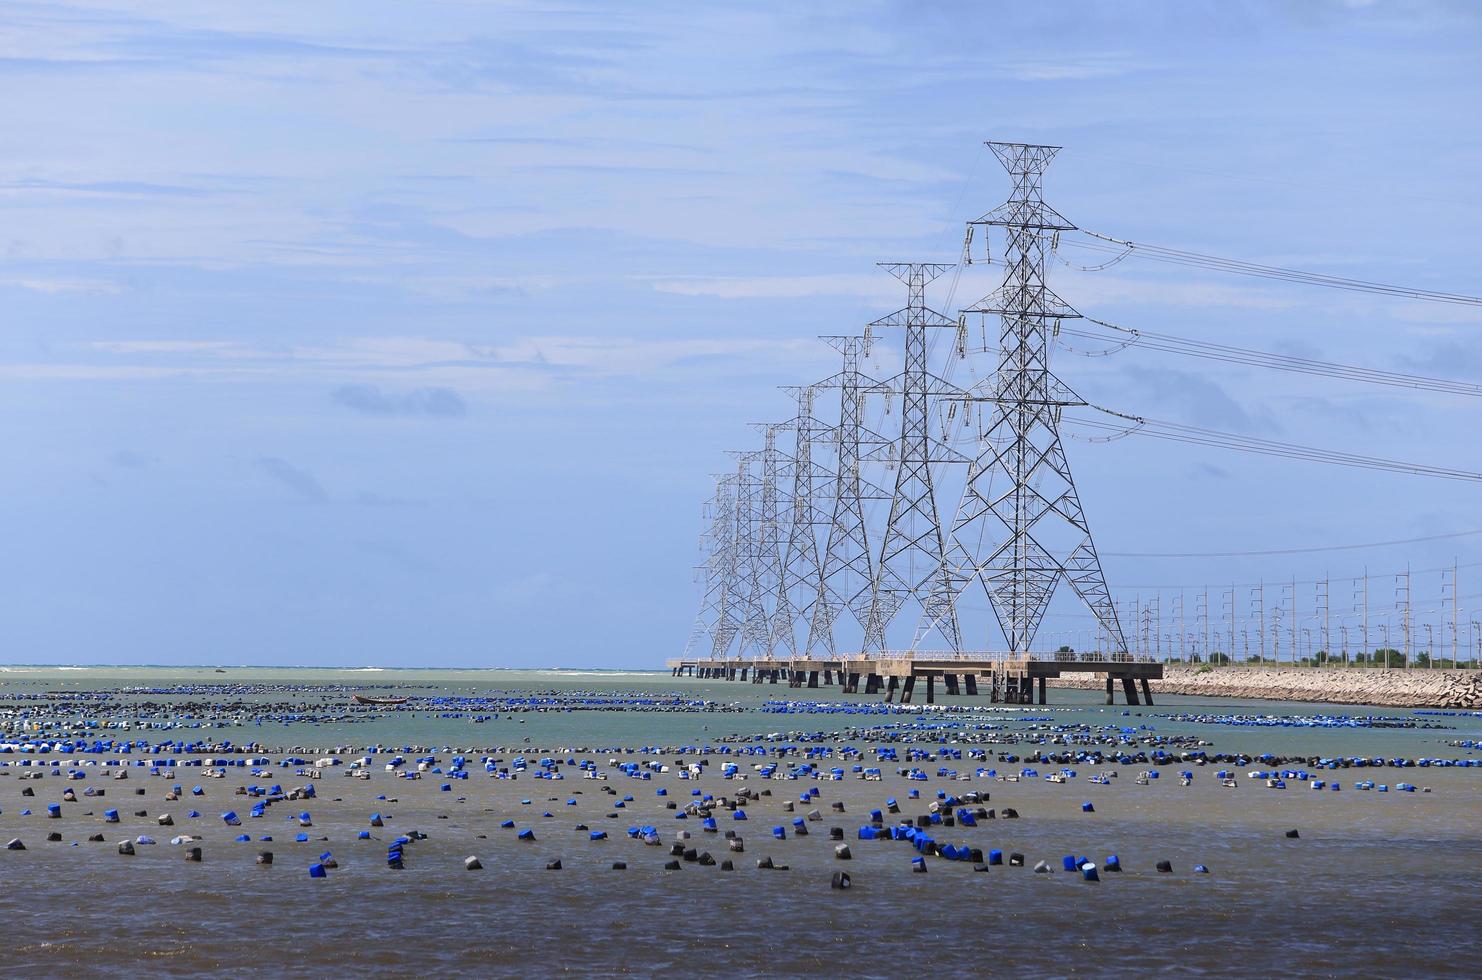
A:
1140,678,1153,706
1105,677,1114,705
944,674,960,696
822,670,833,685
807,670,819,689
769,670,779,684
925,675,936,704
1121,676,1140,706
866,674,881,695
885,676,898,703
1037,676,1046,705
965,674,978,696
900,675,916,704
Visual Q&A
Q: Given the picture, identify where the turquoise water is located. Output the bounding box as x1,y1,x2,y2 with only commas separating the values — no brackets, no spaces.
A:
4,666,1479,761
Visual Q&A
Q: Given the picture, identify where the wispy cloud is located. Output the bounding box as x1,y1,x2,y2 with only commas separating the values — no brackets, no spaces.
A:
331,384,467,417
109,449,155,469
650,273,897,301
0,275,121,294
255,456,327,503
67,334,827,382
1117,365,1274,433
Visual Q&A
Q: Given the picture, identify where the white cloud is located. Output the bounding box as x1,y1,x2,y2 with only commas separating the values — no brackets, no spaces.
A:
0,276,122,294
31,333,830,391
650,273,899,301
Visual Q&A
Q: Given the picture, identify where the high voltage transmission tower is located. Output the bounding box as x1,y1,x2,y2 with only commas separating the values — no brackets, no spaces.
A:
863,263,966,653
776,385,833,656
951,142,1127,655
682,137,1480,665
684,472,737,658
818,335,886,640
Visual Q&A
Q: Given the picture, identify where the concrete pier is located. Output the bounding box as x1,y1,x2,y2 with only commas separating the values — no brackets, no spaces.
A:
668,653,1163,705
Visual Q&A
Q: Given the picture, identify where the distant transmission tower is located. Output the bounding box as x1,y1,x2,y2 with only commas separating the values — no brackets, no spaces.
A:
775,385,834,655
818,336,882,636
729,451,771,657
744,424,787,658
863,263,964,653
708,467,744,657
950,142,1128,655
686,473,735,657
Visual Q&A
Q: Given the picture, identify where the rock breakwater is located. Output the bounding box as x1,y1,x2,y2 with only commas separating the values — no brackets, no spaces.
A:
1051,666,1482,709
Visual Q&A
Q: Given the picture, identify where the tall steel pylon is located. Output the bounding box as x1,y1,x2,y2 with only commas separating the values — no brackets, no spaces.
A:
708,466,745,657
686,473,736,657
950,141,1127,654
774,385,835,655
739,425,787,657
863,263,964,653
728,452,772,657
819,335,882,637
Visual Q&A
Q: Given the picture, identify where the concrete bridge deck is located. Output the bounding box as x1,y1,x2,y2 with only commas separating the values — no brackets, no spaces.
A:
665,653,1163,705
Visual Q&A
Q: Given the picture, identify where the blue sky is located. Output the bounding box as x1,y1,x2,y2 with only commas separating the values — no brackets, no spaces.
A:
1,1,1479,666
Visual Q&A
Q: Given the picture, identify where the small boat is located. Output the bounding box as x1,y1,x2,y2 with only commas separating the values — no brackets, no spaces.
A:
352,694,409,706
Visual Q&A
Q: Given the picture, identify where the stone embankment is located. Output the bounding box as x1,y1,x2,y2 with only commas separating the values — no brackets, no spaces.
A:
1051,666,1482,709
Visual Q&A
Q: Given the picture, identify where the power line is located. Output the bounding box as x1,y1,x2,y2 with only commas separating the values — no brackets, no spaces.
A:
1059,317,1482,398
1103,528,1482,559
1070,409,1482,483
1070,230,1482,306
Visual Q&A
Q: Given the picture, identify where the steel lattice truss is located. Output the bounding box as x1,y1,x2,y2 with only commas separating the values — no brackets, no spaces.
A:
685,141,1128,658
862,263,966,653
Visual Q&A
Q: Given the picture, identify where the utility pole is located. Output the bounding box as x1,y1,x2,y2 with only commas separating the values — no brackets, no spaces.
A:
1317,574,1330,667
1198,587,1209,662
1255,581,1266,663
1227,584,1236,663
1444,560,1459,669
1290,575,1298,666
1153,593,1162,663
950,141,1126,655
1363,569,1370,668
1176,590,1186,663
1397,565,1412,668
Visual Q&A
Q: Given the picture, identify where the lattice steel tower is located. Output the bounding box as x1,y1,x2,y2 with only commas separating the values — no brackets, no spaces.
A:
951,141,1127,654
741,425,786,657
687,473,737,658
774,385,834,655
863,263,964,653
819,335,879,636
